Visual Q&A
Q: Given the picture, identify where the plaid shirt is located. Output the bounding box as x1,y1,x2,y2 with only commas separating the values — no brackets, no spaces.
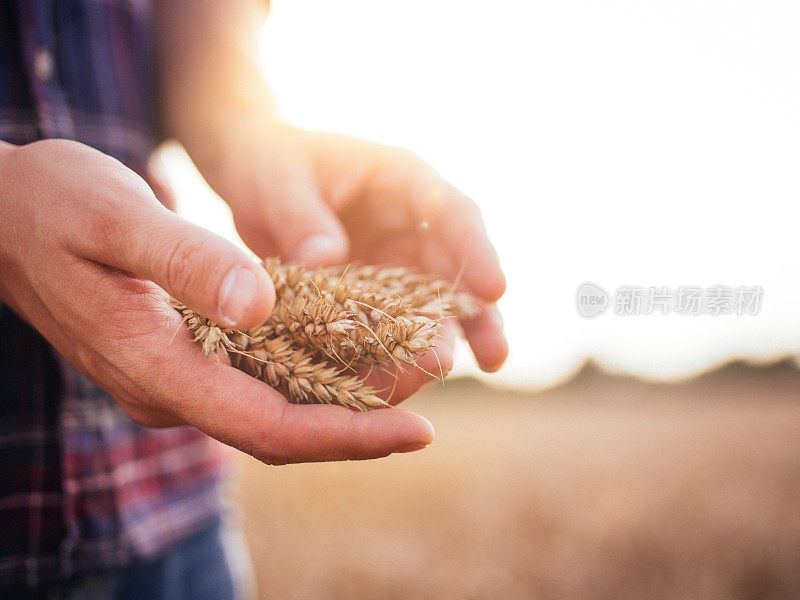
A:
0,0,227,592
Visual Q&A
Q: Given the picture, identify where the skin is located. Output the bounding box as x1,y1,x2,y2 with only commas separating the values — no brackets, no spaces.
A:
0,0,507,465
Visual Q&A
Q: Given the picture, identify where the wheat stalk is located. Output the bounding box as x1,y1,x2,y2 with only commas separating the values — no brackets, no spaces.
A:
171,259,479,411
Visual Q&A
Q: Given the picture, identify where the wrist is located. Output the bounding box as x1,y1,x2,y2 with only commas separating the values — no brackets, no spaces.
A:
161,79,279,142
175,111,288,193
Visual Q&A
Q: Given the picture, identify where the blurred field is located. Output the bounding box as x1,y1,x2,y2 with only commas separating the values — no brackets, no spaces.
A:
233,360,800,600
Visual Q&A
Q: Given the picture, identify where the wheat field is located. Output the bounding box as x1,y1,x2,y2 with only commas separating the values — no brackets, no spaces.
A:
233,360,800,600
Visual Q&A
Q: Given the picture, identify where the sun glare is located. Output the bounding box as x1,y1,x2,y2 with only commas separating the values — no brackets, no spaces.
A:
171,0,800,388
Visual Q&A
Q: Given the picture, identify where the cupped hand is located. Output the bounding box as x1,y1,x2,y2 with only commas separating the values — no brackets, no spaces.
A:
193,123,509,373
0,139,436,463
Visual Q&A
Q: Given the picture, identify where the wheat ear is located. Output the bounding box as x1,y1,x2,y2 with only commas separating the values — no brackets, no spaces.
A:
231,331,388,411
171,259,480,410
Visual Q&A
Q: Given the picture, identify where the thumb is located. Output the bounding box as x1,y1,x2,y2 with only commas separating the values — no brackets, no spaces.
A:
255,166,349,267
84,198,275,329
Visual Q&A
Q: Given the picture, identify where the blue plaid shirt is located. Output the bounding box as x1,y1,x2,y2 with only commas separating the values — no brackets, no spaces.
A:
0,1,227,592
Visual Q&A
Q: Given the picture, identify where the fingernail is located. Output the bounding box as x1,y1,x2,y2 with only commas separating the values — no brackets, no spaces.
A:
393,442,430,453
292,235,344,267
218,266,257,327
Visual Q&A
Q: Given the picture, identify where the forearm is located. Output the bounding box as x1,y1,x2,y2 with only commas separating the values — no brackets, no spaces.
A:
154,0,278,159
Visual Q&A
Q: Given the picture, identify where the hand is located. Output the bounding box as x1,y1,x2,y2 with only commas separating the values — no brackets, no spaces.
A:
190,123,509,376
0,139,436,463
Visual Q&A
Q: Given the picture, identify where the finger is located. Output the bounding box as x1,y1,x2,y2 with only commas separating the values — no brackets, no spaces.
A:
461,303,508,372
362,319,457,404
253,160,349,267
153,319,435,463
180,365,435,463
427,184,506,302
74,187,275,330
370,147,504,300
419,235,461,285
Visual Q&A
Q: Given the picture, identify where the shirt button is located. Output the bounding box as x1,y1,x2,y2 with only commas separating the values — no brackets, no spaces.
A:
33,47,55,82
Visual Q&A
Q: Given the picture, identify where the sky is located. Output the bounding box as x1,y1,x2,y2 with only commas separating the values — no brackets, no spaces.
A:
167,0,800,389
